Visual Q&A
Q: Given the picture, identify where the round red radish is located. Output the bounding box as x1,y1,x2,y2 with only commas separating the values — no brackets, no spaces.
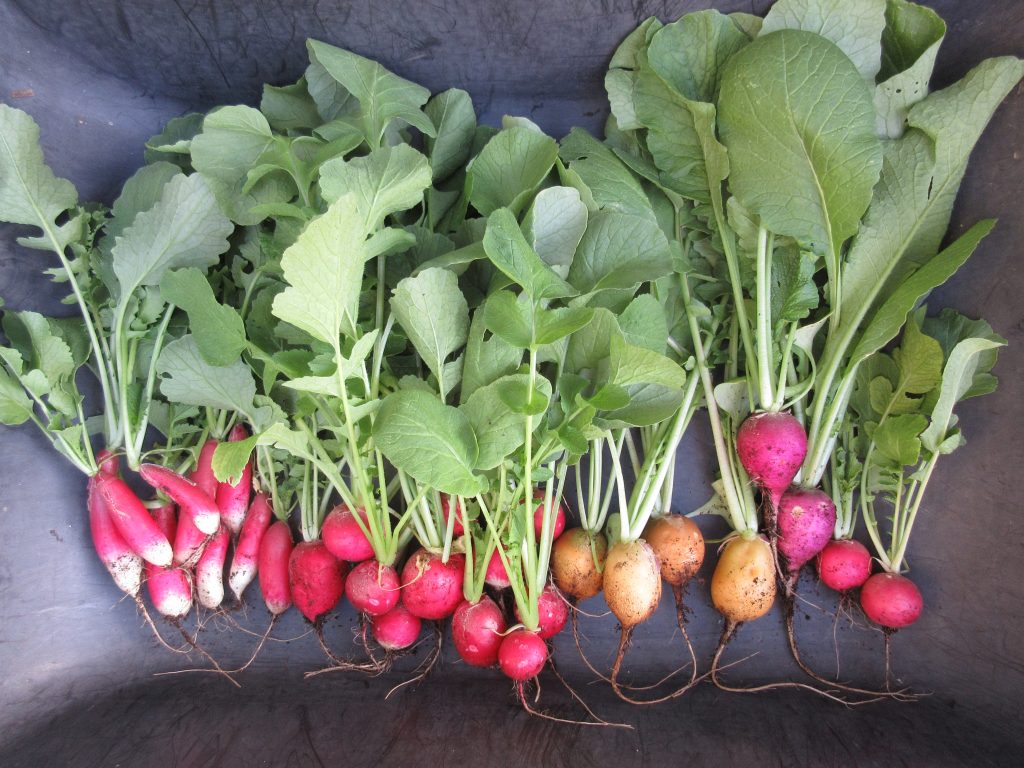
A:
860,572,923,629
145,503,192,619
441,495,466,536
87,474,142,596
372,603,422,651
498,629,548,681
515,585,568,639
289,540,347,622
216,424,253,535
196,524,230,610
229,492,273,602
532,492,566,540
345,560,400,616
140,463,220,535
452,597,506,667
258,521,294,616
777,486,836,573
400,549,465,620
97,474,172,567
189,440,219,498
322,505,375,563
484,548,510,589
816,539,872,592
736,411,807,506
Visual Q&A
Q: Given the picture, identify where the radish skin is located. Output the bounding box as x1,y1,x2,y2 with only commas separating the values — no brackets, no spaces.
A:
87,474,142,596
258,521,294,615
322,505,375,563
196,524,230,610
216,425,252,535
140,464,220,535
498,629,547,681
289,540,347,622
229,492,273,602
551,528,606,601
452,597,506,667
441,495,466,536
97,475,172,567
372,603,422,651
532,492,566,540
190,440,219,498
711,536,776,623
736,412,807,506
603,539,662,629
516,585,568,640
400,549,465,620
484,548,510,589
816,539,872,592
860,572,923,629
172,507,209,566
345,560,400,616
777,487,836,573
96,449,119,477
145,503,192,619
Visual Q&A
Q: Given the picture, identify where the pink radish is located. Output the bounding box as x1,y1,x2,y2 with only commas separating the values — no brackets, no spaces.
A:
229,492,273,602
441,494,466,535
190,440,219,498
372,603,422,651
452,597,506,667
498,629,548,681
140,463,220,535
87,474,142,596
322,505,375,562
172,507,209,566
484,548,510,589
860,572,923,629
344,560,400,616
736,411,807,506
258,521,294,615
97,475,172,567
96,449,119,477
216,424,252,535
532,492,566,540
816,539,872,591
400,549,465,620
776,487,836,574
145,503,192,619
289,540,347,622
196,524,230,609
516,585,568,640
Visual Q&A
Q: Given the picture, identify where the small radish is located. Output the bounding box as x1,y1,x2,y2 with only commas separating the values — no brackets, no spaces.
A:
643,514,705,587
87,474,142,596
289,540,347,622
216,424,253,535
484,548,510,589
145,503,192,619
441,495,467,536
711,536,776,624
229,492,273,602
452,597,506,667
736,411,807,507
345,560,400,616
196,524,230,610
551,527,607,601
97,475,172,567
777,487,836,574
258,521,294,615
140,463,220,535
860,572,923,629
372,603,422,651
96,449,119,477
603,539,662,629
816,539,872,592
190,440,219,498
498,629,548,681
400,548,465,620
532,491,566,540
172,507,209,567
322,505,375,562
515,585,568,640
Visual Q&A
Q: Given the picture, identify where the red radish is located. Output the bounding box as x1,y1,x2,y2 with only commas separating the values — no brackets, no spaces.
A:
400,549,465,620
860,572,923,629
140,463,220,535
97,475,172,567
498,629,548,681
229,492,273,602
289,540,347,622
87,474,142,596
258,521,294,615
452,597,506,667
532,492,566,540
372,603,422,651
441,494,466,536
172,507,209,566
484,548,510,589
196,524,230,610
216,424,253,535
345,560,400,616
145,503,192,619
736,411,807,506
816,539,872,591
777,487,836,574
515,585,568,640
96,449,119,477
322,505,375,562
190,440,219,498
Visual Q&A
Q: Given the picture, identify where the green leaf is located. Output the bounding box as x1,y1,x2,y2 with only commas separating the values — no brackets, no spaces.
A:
191,106,275,183
161,268,247,366
373,390,485,496
212,435,259,484
617,294,668,353
568,211,672,297
261,78,322,132
144,113,204,167
770,246,819,322
873,413,927,466
605,18,663,131
647,9,749,102
601,383,684,427
0,366,33,425
157,335,257,416
306,39,435,144
468,127,558,217
921,309,1003,400
482,290,533,349
425,89,477,182
391,267,469,400
496,374,552,416
483,208,576,301
534,306,594,346
565,308,621,375
522,186,588,278
460,310,522,403
105,162,183,246
761,0,887,80
714,380,750,422
2,310,75,391
460,375,529,469
272,193,368,344
319,144,432,229
893,317,943,396
558,128,656,220
609,334,685,389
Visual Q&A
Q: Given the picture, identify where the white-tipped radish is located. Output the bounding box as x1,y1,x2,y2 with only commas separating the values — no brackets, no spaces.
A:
229,492,273,602
145,503,192,619
140,464,220,535
196,524,230,610
216,424,253,535
259,520,294,616
87,474,142,597
97,475,172,567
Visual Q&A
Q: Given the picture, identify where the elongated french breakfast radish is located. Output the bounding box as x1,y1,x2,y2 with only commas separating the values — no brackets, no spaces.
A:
172,507,209,567
453,596,506,667
736,411,807,507
322,505,375,562
196,524,230,610
289,540,347,622
190,440,219,498
372,603,422,651
140,463,220,535
87,473,142,596
345,560,400,616
97,475,172,567
96,449,119,477
401,549,465,620
145,503,191,619
258,521,294,615
216,425,252,535
229,492,273,602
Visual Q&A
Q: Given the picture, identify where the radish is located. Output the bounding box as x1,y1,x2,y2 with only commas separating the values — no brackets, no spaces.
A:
484,547,511,589
189,439,219,498
322,505,375,562
551,528,606,601
860,572,923,630
515,585,567,640
145,503,192,619
289,540,347,622
344,559,400,616
532,492,565,540
172,506,210,567
140,463,220,535
735,411,807,507
643,514,704,588
196,524,230,610
710,536,776,624
97,475,172,567
229,492,273,602
817,539,872,592
776,487,836,576
258,520,294,615
96,449,119,477
400,548,465,620
452,596,506,667
498,629,547,681
371,603,422,651
441,495,466,536
603,539,662,629
87,474,142,596
216,424,253,535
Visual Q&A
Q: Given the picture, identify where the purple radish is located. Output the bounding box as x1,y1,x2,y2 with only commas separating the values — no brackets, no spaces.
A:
777,487,836,574
736,411,807,507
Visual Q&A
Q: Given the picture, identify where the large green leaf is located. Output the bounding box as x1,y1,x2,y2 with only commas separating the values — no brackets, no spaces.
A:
190,106,276,183
319,144,431,229
460,309,522,403
483,208,576,301
424,89,477,183
647,9,749,103
558,128,655,220
157,335,257,417
0,367,32,425
522,186,588,278
161,268,247,366
460,375,529,470
468,127,558,217
567,211,672,297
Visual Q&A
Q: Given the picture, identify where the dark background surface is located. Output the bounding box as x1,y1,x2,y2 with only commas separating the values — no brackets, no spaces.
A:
0,1,1022,766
